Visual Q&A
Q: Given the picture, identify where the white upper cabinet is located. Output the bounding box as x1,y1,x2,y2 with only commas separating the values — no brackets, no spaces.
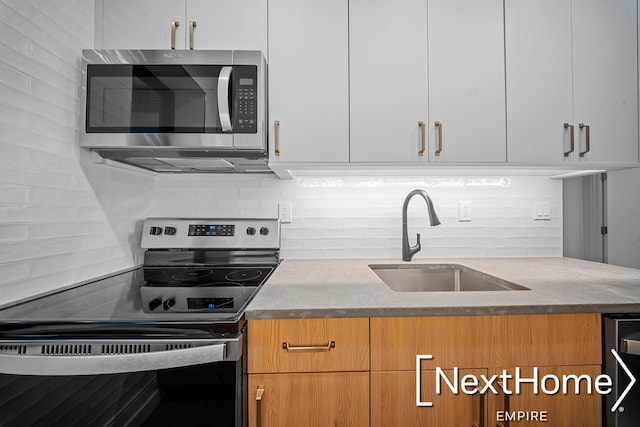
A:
99,0,266,52
349,0,428,163
267,0,350,163
505,0,574,163
186,0,267,52
100,0,186,49
506,0,638,164
427,0,507,163
571,0,638,163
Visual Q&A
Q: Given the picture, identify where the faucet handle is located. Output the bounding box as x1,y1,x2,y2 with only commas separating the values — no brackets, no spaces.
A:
414,233,422,251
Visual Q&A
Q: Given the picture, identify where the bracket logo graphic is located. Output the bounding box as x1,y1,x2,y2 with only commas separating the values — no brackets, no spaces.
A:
610,349,636,412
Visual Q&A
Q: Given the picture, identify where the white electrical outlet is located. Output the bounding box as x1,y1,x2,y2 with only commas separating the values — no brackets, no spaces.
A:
279,202,293,223
532,202,551,221
458,201,472,222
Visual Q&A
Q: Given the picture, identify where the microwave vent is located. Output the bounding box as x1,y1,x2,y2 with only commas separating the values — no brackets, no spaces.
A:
154,157,236,171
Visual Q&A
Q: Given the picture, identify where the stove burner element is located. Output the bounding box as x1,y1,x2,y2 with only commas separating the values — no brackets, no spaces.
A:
225,269,263,282
171,269,214,282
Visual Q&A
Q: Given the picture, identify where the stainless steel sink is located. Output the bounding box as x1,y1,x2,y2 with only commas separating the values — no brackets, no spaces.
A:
370,264,530,292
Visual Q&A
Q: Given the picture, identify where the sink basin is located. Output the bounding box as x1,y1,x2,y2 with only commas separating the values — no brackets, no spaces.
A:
370,264,530,292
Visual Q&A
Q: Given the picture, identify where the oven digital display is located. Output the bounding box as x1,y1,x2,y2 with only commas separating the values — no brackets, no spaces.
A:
187,297,234,310
188,224,235,237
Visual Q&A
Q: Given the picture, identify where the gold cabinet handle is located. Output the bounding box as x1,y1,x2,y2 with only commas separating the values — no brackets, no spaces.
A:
188,20,197,50
418,121,426,156
579,123,590,157
496,381,510,427
256,386,265,427
434,121,443,156
563,123,574,157
472,392,485,427
170,20,180,50
274,120,280,156
282,341,335,352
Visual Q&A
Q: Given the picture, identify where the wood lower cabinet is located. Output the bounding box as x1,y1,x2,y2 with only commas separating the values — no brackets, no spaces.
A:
370,313,602,427
248,318,369,427
248,372,369,427
372,369,487,427
249,314,602,427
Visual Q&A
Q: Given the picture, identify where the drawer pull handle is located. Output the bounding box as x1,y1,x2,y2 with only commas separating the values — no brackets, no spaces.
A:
282,341,336,352
188,20,197,50
579,123,590,157
274,120,281,156
418,121,426,156
256,386,265,427
434,121,443,156
170,20,179,50
563,123,574,157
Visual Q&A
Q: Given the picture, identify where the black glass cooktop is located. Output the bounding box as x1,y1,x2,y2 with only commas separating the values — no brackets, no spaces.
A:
0,267,267,326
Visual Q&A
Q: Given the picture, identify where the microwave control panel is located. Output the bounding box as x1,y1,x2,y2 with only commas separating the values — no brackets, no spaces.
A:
233,66,258,134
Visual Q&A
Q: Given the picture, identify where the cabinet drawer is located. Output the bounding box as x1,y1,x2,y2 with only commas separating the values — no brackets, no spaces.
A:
489,313,601,367
248,318,369,373
371,316,491,371
371,313,602,371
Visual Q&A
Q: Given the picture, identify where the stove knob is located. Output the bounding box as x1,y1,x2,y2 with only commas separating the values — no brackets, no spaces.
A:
164,226,177,235
163,297,175,311
149,226,163,236
148,298,162,311
246,226,256,236
259,227,269,236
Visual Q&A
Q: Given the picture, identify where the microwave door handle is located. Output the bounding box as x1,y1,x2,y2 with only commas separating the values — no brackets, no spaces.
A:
0,343,226,376
218,66,233,132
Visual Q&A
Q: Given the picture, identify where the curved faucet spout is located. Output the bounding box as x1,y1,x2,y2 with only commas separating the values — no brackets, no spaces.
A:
402,189,441,261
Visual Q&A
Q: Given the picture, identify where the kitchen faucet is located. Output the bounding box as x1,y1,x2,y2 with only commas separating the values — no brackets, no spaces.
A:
402,189,441,261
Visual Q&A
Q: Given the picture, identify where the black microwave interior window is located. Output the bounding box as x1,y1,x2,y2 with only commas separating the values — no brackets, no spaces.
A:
86,64,259,135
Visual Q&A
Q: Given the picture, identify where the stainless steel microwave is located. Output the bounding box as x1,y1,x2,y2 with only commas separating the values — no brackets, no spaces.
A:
80,50,269,173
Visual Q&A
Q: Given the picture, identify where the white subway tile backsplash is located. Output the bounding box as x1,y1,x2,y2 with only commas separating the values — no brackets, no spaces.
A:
1,0,29,18
0,1,152,306
153,174,563,260
0,261,29,285
0,224,29,243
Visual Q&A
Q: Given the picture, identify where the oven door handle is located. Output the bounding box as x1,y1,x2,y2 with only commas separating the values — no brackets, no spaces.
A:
218,66,233,132
0,343,226,376
622,338,640,355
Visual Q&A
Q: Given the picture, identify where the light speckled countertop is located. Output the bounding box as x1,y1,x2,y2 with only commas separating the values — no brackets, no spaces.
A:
245,257,640,319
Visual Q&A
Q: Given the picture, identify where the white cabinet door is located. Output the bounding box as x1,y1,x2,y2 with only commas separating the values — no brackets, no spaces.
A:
186,0,267,52
100,0,186,49
349,0,428,163
571,0,638,163
268,0,349,163
427,0,506,163
505,0,574,163
506,0,638,165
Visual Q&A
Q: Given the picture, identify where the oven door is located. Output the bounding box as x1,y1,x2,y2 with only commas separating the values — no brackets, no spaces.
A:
0,335,245,427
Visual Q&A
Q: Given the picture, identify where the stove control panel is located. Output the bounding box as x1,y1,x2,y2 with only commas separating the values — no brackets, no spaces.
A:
188,224,235,237
141,218,280,249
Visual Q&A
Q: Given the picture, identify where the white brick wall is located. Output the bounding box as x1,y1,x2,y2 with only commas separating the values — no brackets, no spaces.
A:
153,174,562,260
0,0,154,306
